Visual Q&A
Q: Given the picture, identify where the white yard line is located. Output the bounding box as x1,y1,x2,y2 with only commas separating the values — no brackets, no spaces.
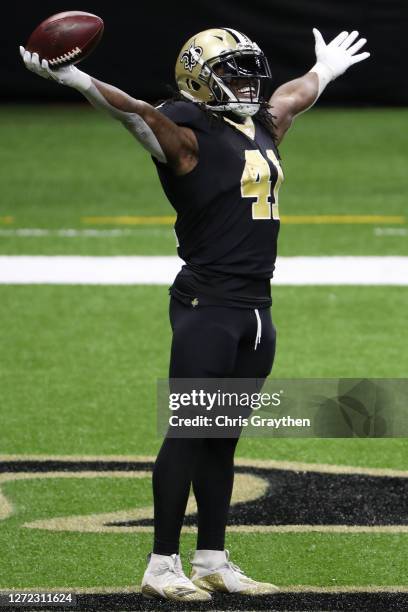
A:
0,227,407,237
0,256,407,285
374,227,408,236
0,228,168,237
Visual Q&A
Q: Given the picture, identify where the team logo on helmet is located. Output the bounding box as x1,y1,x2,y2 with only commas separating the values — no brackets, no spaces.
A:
180,42,203,72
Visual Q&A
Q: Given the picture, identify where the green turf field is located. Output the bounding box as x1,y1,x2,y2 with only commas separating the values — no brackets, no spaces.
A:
0,106,407,610
1,106,407,255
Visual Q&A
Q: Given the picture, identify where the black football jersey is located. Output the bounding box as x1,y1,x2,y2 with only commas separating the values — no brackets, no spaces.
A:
153,100,283,308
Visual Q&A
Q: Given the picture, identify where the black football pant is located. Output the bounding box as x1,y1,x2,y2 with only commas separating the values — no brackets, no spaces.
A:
152,296,276,555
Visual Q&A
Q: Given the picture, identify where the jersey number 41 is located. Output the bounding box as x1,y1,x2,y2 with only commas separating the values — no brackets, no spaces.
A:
241,149,284,220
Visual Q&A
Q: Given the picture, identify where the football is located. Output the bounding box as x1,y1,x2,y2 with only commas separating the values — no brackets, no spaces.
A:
26,11,104,68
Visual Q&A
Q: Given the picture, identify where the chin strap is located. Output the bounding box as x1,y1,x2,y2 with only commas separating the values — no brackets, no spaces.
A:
203,100,260,117
180,91,260,117
230,103,260,117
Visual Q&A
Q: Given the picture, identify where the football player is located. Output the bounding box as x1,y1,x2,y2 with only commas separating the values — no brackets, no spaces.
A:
20,26,369,602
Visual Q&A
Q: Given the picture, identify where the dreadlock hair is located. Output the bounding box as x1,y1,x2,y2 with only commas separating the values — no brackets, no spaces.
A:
155,86,280,151
257,101,279,147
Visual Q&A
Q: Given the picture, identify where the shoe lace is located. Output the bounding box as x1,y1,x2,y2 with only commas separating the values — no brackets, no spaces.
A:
223,550,246,576
170,565,197,593
153,557,196,591
171,564,190,581
227,560,246,576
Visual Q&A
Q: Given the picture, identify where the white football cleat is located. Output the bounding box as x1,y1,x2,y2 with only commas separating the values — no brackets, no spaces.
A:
190,549,279,595
141,552,212,601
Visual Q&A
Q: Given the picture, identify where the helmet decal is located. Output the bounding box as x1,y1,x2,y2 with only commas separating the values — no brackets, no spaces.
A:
222,28,250,45
180,42,203,73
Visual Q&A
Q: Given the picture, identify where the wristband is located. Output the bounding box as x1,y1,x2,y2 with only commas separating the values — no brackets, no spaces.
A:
309,62,334,97
69,69,92,93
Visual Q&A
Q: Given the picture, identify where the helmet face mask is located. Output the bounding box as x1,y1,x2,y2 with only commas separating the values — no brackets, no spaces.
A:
176,29,272,117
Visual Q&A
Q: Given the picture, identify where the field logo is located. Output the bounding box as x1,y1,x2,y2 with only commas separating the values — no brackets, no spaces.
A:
0,457,407,534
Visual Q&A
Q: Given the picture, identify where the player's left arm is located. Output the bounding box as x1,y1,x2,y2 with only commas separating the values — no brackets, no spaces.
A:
270,29,370,144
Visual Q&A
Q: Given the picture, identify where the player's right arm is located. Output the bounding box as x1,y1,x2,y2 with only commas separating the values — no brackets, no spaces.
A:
19,48,198,175
269,29,370,144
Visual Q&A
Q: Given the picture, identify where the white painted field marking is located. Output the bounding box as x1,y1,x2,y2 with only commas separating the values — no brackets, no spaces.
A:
0,256,407,285
0,228,169,237
1,226,407,239
277,256,408,285
0,256,180,285
374,227,408,237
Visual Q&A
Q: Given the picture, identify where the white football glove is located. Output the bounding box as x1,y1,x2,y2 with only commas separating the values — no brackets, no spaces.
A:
310,29,370,95
19,46,92,92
